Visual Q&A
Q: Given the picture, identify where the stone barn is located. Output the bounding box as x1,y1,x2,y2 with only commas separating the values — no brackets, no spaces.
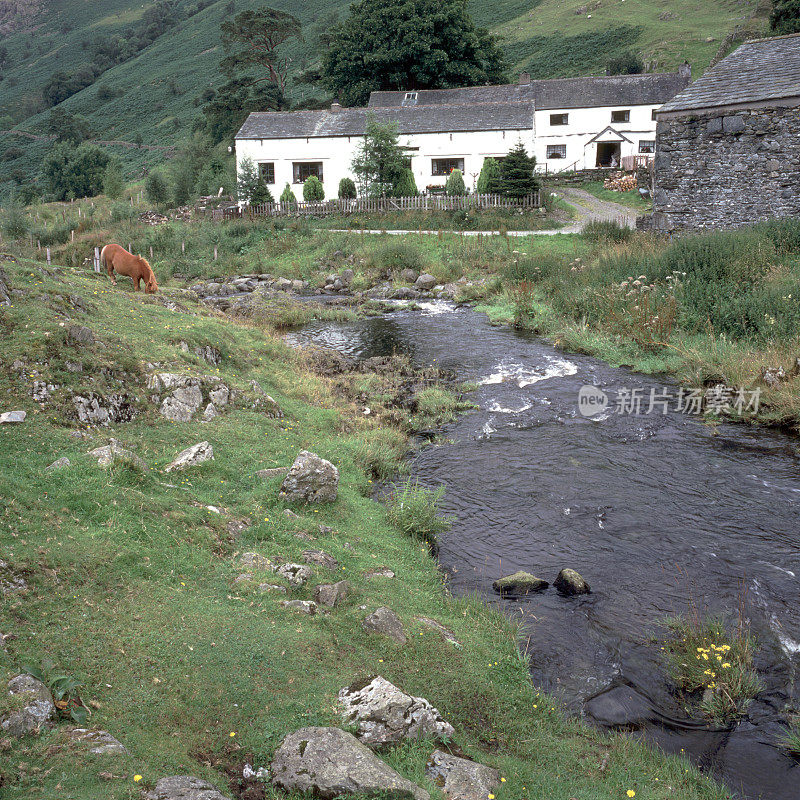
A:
651,33,800,232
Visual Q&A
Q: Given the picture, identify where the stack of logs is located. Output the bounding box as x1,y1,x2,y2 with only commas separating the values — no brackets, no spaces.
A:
603,171,638,192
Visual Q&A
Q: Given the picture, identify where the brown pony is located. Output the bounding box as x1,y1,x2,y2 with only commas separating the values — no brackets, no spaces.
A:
100,244,158,293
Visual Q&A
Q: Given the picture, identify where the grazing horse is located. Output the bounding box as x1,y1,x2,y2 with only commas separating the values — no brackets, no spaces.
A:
100,244,158,293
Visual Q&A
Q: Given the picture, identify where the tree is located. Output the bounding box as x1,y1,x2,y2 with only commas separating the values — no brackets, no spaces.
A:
770,0,800,33
145,170,170,206
499,143,539,198
476,157,502,194
338,177,357,199
320,0,506,106
41,142,110,200
199,78,285,144
251,178,273,204
445,168,466,196
352,115,409,197
280,183,296,204
303,175,325,201
220,7,302,92
103,160,124,199
393,168,418,197
237,157,260,203
606,51,644,75
46,109,91,145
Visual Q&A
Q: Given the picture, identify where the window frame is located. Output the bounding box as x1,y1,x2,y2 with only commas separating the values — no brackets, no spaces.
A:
258,162,275,184
431,157,465,177
550,113,569,126
546,144,567,160
611,109,631,123
292,161,323,184
638,140,656,154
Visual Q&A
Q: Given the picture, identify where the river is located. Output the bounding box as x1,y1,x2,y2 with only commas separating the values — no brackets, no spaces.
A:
287,302,800,799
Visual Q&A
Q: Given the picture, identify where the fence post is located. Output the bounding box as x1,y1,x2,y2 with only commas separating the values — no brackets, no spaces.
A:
213,245,218,261
128,243,133,254
46,248,51,265
182,241,185,254
149,246,154,260
71,229,75,242
94,247,101,273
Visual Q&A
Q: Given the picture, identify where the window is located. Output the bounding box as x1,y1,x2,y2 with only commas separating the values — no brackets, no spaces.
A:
611,110,631,123
638,140,656,154
431,157,464,176
292,162,323,183
258,162,275,184
550,113,569,126
546,144,567,159
404,92,418,101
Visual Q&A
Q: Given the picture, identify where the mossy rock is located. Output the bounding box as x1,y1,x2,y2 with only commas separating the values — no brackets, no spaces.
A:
553,568,590,596
492,571,548,595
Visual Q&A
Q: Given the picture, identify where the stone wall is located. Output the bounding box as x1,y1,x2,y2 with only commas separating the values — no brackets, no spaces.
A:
651,103,800,231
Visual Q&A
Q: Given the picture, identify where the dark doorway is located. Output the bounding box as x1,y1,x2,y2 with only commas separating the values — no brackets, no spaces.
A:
596,142,621,168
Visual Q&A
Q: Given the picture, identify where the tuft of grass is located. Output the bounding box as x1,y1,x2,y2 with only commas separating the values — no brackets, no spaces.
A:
661,611,761,722
779,718,800,756
386,479,453,549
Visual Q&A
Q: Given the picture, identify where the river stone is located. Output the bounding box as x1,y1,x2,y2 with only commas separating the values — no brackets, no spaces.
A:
314,580,349,607
0,410,26,424
302,549,339,570
338,676,454,747
425,750,500,800
415,273,437,290
66,727,128,755
400,268,419,283
45,457,71,471
363,607,407,644
1,675,56,737
145,775,233,800
584,684,655,730
280,450,339,503
164,441,214,472
271,726,429,799
365,567,395,579
88,441,146,470
276,563,312,587
492,571,548,595
553,568,590,595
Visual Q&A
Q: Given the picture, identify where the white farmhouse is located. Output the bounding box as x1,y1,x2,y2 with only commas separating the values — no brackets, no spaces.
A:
235,68,691,200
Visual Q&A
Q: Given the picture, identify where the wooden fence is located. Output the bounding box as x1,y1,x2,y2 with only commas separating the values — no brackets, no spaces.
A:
210,192,542,221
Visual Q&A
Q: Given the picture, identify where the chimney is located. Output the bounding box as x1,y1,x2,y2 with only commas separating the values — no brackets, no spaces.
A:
678,61,691,81
518,72,531,85
331,102,342,112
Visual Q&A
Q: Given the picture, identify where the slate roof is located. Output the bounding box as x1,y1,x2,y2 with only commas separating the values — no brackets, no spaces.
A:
368,72,689,111
235,101,534,140
658,34,800,114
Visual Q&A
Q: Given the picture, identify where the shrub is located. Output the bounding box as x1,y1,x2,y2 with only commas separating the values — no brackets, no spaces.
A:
445,168,466,196
338,177,357,199
476,157,502,194
303,174,325,201
661,612,761,722
386,479,453,548
145,170,169,206
280,183,297,204
373,239,427,273
499,142,539,197
1,146,23,161
354,428,407,479
103,160,124,199
251,178,274,204
0,199,29,239
110,202,136,222
583,219,632,243
393,167,418,197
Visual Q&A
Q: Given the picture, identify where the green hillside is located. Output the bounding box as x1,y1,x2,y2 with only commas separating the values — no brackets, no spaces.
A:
0,0,772,199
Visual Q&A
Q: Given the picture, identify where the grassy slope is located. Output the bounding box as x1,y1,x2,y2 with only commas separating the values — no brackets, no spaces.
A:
0,253,732,800
0,0,772,198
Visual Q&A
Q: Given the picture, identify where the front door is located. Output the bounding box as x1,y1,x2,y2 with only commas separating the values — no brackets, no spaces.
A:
596,142,621,168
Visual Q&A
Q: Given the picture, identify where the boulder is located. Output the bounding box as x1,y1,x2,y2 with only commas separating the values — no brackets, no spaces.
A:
1,675,55,737
208,385,229,407
160,395,197,423
363,607,407,644
314,580,349,607
280,599,318,615
338,676,454,747
553,568,590,596
301,549,339,571
425,750,500,800
72,393,138,425
236,552,275,572
45,457,71,471
67,325,95,345
164,441,214,472
271,726,429,800
66,727,128,755
201,403,217,422
280,450,339,503
276,563,312,587
400,268,419,283
415,273,437,291
88,441,147,470
0,411,26,424
255,467,288,480
491,571,548,595
145,775,232,800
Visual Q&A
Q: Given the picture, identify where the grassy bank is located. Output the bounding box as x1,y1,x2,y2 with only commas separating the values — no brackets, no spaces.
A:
575,181,652,213
0,254,730,800
479,220,800,432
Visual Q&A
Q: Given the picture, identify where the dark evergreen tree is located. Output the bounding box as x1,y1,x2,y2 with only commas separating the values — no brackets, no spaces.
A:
352,116,409,197
770,0,800,33
145,170,170,206
498,143,539,198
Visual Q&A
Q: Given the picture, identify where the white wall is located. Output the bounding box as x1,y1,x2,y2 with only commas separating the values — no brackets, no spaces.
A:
235,127,535,200
534,103,660,171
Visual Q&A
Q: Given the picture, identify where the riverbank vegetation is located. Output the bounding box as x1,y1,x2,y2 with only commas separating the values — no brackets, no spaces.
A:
0,254,730,799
